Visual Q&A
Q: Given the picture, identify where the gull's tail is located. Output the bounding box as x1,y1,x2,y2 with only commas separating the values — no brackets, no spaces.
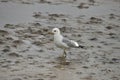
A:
71,40,85,48
78,45,85,48
70,40,79,47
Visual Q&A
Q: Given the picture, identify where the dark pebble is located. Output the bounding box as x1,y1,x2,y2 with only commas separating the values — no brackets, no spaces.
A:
38,49,44,52
106,26,112,30
8,52,22,57
89,38,97,41
82,66,89,69
2,48,10,52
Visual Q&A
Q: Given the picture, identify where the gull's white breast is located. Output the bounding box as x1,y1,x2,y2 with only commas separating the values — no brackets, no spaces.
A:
54,34,68,49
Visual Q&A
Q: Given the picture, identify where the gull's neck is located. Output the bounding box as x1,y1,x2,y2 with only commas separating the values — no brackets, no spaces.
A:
54,33,61,37
54,33,63,40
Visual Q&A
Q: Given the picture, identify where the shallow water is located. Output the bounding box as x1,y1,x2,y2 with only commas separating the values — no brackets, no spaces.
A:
0,1,119,27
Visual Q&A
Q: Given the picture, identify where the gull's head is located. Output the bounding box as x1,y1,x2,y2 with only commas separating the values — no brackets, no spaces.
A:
52,28,60,35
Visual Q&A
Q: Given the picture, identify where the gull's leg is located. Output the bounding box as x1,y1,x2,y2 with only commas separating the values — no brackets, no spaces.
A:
59,49,66,65
63,49,67,58
61,49,66,58
61,50,65,58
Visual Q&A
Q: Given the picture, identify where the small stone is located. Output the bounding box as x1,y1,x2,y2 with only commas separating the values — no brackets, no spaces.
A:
13,40,23,44
2,48,10,52
82,66,89,69
109,13,115,19
8,52,22,57
33,12,41,18
49,14,64,17
27,56,33,59
108,33,115,36
15,61,20,64
50,76,56,78
0,30,9,35
33,23,41,26
97,46,101,48
89,0,95,3
60,27,66,32
1,0,8,2
38,49,44,52
4,24,14,29
106,26,112,30
89,38,97,41
0,40,4,44
77,3,89,9
77,34,81,37
112,58,119,61
32,41,43,46
43,28,49,32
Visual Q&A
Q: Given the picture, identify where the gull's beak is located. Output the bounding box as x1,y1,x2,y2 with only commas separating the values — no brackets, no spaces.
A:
48,32,54,35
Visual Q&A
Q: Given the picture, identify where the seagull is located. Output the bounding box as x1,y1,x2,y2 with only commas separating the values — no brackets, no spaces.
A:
51,28,83,58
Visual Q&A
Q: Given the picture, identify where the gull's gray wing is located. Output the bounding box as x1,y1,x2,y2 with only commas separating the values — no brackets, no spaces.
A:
62,38,78,48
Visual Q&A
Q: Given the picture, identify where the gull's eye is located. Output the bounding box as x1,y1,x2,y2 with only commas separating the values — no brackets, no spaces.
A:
54,30,57,32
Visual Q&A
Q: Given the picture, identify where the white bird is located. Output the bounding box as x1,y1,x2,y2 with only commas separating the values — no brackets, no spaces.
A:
51,28,82,58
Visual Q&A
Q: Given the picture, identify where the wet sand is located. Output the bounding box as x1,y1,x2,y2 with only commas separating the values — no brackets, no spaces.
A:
0,0,120,80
